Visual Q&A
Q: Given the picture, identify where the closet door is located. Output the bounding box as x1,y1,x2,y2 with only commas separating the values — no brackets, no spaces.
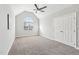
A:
72,13,76,47
54,12,76,47
65,13,76,47
55,17,64,42
64,14,73,46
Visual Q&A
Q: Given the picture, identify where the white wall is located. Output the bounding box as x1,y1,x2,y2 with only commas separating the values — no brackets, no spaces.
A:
15,11,39,37
40,5,79,48
40,14,55,39
0,5,15,54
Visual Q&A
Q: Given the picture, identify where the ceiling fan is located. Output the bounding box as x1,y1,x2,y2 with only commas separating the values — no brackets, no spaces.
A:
33,4,47,13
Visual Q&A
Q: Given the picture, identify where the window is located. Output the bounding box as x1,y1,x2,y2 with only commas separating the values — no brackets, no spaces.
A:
24,16,33,30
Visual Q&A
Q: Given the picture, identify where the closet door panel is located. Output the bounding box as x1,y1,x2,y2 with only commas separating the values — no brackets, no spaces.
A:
55,17,64,42
65,13,76,47
71,13,76,47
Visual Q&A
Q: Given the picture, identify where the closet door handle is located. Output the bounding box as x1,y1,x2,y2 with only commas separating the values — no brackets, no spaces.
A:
74,30,76,32
60,31,63,32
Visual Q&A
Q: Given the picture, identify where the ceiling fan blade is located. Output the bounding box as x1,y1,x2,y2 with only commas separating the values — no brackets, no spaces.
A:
41,10,45,12
34,4,39,10
40,10,45,12
39,6,47,10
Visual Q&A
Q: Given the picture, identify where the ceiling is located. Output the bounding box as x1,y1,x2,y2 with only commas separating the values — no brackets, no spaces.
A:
10,4,72,18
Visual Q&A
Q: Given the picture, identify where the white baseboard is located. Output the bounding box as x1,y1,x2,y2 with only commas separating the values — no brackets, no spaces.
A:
75,47,79,50
40,33,78,49
16,35,40,38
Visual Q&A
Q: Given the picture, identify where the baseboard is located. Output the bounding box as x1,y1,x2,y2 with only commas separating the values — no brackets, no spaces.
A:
40,33,77,49
75,47,79,50
16,35,40,38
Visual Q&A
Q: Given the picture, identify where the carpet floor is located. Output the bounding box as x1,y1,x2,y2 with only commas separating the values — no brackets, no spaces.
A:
8,36,79,55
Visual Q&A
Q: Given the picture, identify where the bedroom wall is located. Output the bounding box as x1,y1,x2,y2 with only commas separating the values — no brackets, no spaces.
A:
0,5,15,54
40,5,79,48
15,11,39,37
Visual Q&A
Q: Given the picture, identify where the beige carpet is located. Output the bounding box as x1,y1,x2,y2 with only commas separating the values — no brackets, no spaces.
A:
8,36,79,55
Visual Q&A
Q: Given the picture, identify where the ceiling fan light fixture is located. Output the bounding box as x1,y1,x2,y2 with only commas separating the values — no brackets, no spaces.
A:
33,4,47,13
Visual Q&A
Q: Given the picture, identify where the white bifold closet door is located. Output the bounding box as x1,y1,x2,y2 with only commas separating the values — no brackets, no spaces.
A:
54,12,76,47
55,16,64,43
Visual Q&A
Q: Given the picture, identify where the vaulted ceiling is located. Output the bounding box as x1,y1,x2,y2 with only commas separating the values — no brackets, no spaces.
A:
10,4,72,18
